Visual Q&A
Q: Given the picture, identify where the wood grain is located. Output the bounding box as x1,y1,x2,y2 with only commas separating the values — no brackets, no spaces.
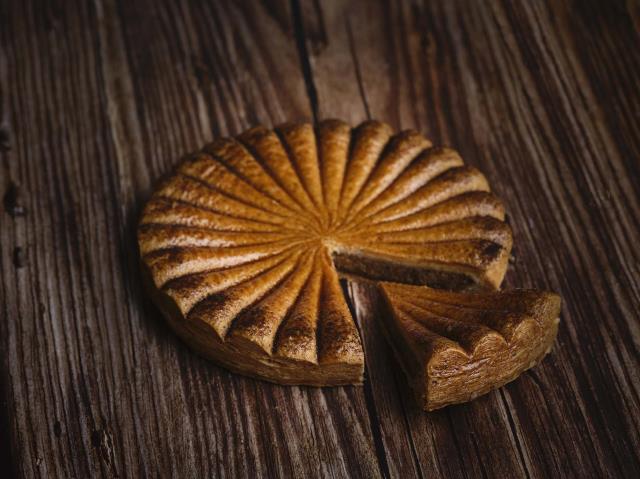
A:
1,0,639,477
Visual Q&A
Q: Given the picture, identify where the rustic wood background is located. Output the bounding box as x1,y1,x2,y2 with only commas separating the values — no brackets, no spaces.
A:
1,0,639,477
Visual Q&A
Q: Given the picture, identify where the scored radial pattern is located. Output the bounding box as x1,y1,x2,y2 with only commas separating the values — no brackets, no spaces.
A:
138,120,513,385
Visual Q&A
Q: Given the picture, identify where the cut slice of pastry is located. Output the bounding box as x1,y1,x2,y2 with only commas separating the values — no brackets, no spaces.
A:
139,120,514,386
378,282,561,410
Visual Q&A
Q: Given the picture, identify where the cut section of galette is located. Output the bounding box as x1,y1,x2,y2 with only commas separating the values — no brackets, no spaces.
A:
379,282,561,410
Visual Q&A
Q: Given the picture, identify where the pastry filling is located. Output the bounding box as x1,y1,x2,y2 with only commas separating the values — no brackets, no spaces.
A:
332,251,476,291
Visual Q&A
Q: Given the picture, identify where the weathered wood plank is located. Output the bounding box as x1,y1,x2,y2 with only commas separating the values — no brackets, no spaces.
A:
302,0,640,477
1,0,639,477
0,0,380,477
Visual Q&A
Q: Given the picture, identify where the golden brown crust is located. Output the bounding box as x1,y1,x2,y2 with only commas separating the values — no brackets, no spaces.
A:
138,120,519,388
379,282,561,410
316,119,351,227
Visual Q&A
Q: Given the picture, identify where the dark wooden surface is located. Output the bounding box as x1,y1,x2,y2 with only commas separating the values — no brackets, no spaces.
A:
1,0,639,477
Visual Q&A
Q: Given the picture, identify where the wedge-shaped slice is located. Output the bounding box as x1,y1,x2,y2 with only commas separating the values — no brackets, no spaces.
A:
379,282,561,410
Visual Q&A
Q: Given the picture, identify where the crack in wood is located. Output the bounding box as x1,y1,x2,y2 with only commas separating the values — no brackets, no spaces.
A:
345,16,372,121
341,280,391,479
290,0,320,122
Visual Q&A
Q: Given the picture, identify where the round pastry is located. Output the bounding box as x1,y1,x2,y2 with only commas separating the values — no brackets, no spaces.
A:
138,120,512,386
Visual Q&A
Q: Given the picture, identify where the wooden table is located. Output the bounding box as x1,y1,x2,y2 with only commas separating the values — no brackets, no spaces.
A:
1,1,639,477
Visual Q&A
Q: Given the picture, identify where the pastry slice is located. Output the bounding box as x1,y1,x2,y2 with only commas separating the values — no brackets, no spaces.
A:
379,282,561,410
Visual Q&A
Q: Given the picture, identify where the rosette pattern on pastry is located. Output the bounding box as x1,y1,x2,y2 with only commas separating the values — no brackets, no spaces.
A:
139,120,513,386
